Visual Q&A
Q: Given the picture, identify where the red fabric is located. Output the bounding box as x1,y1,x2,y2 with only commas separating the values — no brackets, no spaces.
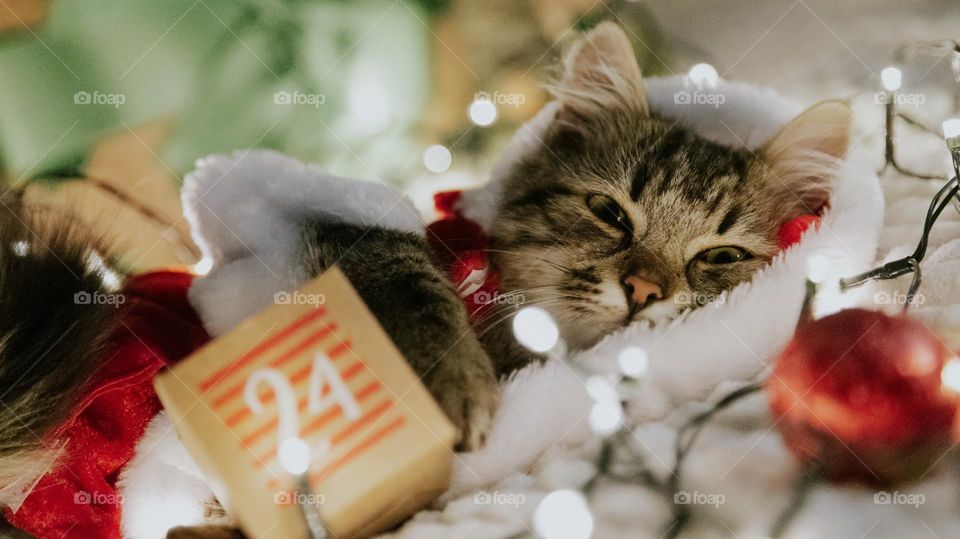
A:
426,192,501,323
6,271,209,539
778,214,821,250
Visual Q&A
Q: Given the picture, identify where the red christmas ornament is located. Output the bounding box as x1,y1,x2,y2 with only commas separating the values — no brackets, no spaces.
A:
767,308,960,485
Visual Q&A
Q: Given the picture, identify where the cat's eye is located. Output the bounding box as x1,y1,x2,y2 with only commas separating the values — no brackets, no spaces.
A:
586,194,631,233
698,246,751,264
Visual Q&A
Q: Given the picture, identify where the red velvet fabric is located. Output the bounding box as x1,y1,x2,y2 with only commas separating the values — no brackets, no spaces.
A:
426,191,502,323
777,214,821,250
6,271,209,539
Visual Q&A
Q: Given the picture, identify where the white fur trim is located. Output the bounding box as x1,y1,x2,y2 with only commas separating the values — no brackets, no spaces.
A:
118,414,212,539
182,149,423,336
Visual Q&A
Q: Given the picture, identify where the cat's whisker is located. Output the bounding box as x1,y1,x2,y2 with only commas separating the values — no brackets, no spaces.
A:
472,298,572,338
482,248,580,275
472,295,591,337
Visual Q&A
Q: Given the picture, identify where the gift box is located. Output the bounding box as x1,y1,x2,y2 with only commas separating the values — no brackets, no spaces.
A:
155,267,457,538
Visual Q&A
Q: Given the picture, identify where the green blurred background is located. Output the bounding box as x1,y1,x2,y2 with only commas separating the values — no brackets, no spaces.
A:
2,0,954,271
0,0,672,184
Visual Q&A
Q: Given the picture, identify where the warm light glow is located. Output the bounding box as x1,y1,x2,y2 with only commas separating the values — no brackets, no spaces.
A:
618,347,648,377
688,63,719,89
585,375,622,434
941,358,960,393
533,489,594,539
512,307,559,352
880,66,902,92
589,401,622,435
423,145,452,173
11,240,28,257
943,119,960,140
278,437,311,475
806,254,831,284
468,98,497,126
193,256,214,275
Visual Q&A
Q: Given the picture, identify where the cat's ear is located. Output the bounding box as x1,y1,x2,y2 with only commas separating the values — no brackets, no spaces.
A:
549,22,648,144
759,99,851,217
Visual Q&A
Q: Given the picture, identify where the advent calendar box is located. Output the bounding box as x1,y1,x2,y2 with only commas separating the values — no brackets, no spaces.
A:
155,267,457,538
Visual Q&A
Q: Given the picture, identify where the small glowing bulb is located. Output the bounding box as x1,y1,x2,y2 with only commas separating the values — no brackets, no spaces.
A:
941,358,960,393
880,66,902,92
943,119,960,140
512,306,559,352
806,254,831,284
688,63,719,89
423,145,452,173
278,437,311,475
193,256,214,275
533,489,594,539
589,401,622,435
468,98,497,126
618,347,648,377
11,240,28,257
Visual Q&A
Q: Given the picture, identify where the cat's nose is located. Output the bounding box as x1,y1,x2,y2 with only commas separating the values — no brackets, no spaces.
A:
623,275,663,308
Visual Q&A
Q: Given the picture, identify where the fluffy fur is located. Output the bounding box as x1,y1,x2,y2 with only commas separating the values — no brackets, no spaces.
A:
299,222,498,450
0,196,120,512
486,22,851,350
183,150,424,337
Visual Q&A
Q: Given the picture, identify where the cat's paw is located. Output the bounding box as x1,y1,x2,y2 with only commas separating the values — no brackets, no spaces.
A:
433,371,500,452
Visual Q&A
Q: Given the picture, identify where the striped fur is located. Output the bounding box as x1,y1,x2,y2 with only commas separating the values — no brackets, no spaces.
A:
486,22,850,349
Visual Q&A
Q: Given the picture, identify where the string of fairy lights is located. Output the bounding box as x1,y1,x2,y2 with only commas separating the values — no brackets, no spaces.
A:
268,39,960,539
503,48,960,539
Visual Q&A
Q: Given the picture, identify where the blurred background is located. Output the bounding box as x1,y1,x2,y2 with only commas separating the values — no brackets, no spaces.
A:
0,0,957,271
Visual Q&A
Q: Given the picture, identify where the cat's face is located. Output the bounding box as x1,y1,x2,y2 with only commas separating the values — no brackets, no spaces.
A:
489,22,850,349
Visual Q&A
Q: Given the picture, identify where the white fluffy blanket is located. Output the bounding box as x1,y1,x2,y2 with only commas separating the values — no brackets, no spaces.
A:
120,76,960,539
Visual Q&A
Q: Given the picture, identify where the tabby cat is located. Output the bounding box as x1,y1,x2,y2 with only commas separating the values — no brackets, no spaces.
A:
299,21,850,450
0,21,850,539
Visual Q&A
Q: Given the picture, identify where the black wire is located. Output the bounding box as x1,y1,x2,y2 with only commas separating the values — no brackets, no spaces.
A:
912,175,960,262
661,383,763,539
839,175,960,301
